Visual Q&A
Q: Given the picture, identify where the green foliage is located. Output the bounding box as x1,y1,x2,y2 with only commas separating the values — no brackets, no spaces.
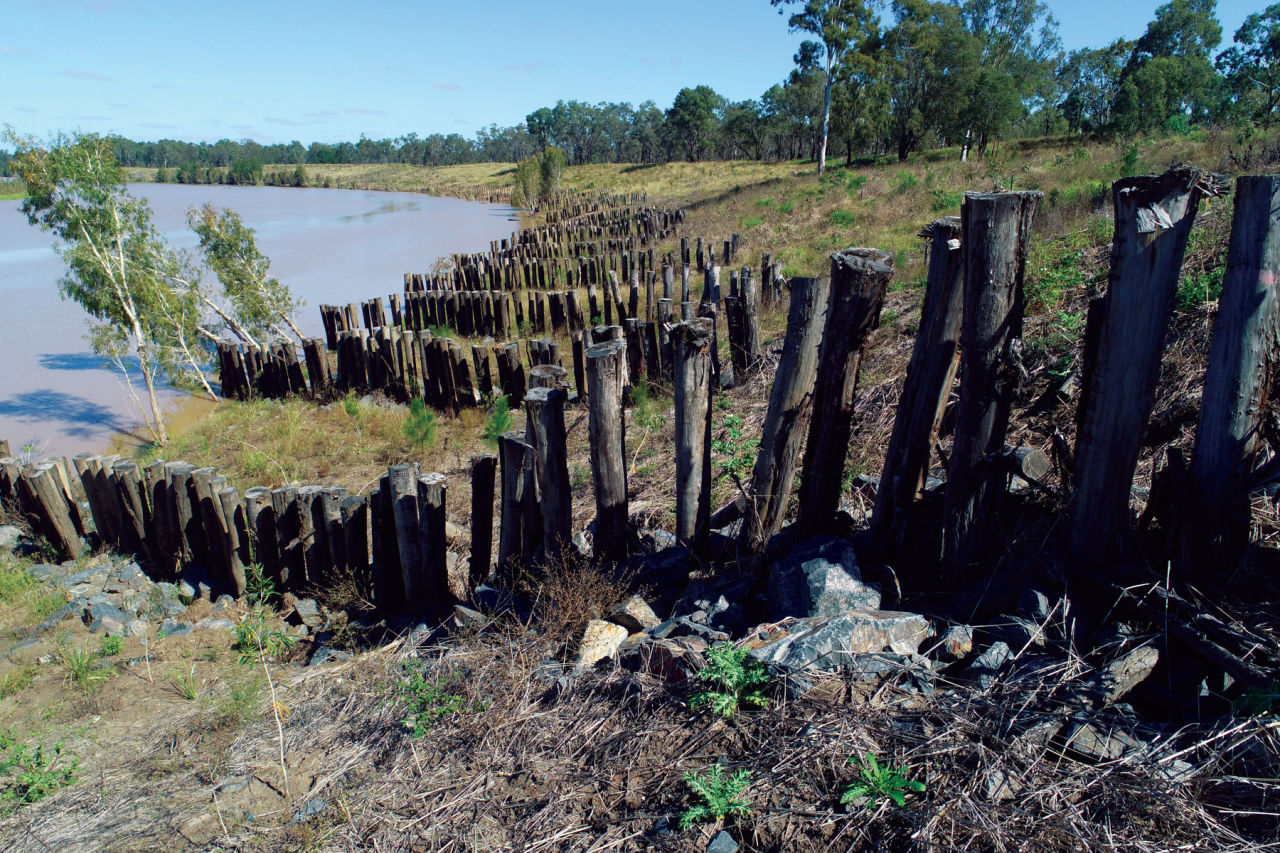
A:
60,649,109,694
188,203,302,347
891,170,919,193
0,667,38,700
741,215,764,229
1217,5,1280,126
341,393,362,420
244,562,277,608
1176,268,1224,311
929,188,964,212
483,395,513,446
679,765,752,829
403,398,439,450
169,665,199,700
511,147,567,208
688,642,770,718
632,379,666,431
840,752,925,810
1027,234,1088,313
98,636,124,658
712,413,756,483
0,733,78,807
830,209,857,228
216,670,263,724
398,662,479,737
234,606,296,666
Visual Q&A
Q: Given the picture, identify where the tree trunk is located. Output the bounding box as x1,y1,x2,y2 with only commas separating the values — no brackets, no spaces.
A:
672,319,714,561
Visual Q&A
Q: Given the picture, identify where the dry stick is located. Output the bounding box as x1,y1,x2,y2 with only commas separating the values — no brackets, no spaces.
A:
796,248,895,539
739,276,831,559
586,341,629,561
870,218,964,564
1190,174,1280,575
1068,166,1223,576
672,319,715,562
942,190,1041,584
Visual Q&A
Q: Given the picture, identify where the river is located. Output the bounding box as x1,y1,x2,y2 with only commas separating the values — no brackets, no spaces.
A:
0,184,518,459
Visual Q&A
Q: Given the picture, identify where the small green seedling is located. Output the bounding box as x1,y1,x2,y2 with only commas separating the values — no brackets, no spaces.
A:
99,635,124,657
0,736,78,806
679,765,752,829
483,395,513,446
688,643,770,718
399,662,476,737
403,398,438,450
60,649,109,694
840,752,925,810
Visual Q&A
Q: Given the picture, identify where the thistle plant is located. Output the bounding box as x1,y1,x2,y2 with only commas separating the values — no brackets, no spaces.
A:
688,642,770,718
679,765,752,829
840,752,926,810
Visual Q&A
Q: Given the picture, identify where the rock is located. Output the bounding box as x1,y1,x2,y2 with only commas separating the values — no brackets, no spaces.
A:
748,611,932,673
82,601,130,634
309,646,352,667
989,616,1046,651
934,625,974,661
176,579,198,600
571,531,592,559
0,525,21,551
1098,645,1160,705
608,595,660,632
769,536,880,620
707,830,739,853
213,594,236,612
123,619,149,637
617,636,698,682
575,620,628,670
984,768,1021,803
1016,586,1053,622
216,776,251,795
965,641,1012,689
289,624,309,638
114,561,143,582
62,568,108,599
159,618,193,638
293,598,324,628
290,798,327,825
452,605,488,630
197,618,236,632
28,563,62,582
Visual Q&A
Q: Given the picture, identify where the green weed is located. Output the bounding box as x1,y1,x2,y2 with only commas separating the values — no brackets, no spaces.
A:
840,752,925,810
98,636,124,657
60,649,109,694
399,662,478,737
929,188,964,212
169,665,199,701
830,210,856,228
712,413,756,483
741,215,763,229
0,667,38,700
0,734,78,807
688,642,769,718
679,765,752,829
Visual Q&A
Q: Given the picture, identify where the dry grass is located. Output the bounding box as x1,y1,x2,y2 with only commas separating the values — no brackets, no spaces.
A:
5,615,1274,852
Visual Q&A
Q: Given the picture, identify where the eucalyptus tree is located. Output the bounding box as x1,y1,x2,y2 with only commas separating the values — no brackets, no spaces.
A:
771,0,880,173
1112,0,1223,132
7,131,194,444
1216,4,1280,125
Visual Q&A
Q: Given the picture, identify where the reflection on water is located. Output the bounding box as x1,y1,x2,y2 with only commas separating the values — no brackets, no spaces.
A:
337,200,422,223
0,184,517,457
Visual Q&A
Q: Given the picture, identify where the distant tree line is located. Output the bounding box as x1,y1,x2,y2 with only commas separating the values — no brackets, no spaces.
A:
8,0,1274,178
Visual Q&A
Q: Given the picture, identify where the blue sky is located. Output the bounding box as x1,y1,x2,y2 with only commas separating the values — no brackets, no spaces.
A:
0,0,1261,146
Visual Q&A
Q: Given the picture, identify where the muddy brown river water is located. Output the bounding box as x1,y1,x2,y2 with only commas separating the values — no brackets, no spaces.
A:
0,184,518,458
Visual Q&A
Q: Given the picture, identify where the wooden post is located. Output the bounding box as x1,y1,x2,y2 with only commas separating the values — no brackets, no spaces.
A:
797,248,895,538
387,464,424,611
497,430,533,585
373,476,405,613
673,320,714,560
1069,167,1220,576
469,454,498,592
417,472,451,610
586,340,629,560
870,218,964,559
217,485,248,596
112,460,151,561
341,495,370,598
525,387,572,563
21,465,85,559
740,277,831,557
1191,175,1280,570
244,486,279,585
942,191,1041,583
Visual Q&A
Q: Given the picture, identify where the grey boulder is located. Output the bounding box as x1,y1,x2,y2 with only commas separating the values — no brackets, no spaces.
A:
769,536,880,620
749,610,931,672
